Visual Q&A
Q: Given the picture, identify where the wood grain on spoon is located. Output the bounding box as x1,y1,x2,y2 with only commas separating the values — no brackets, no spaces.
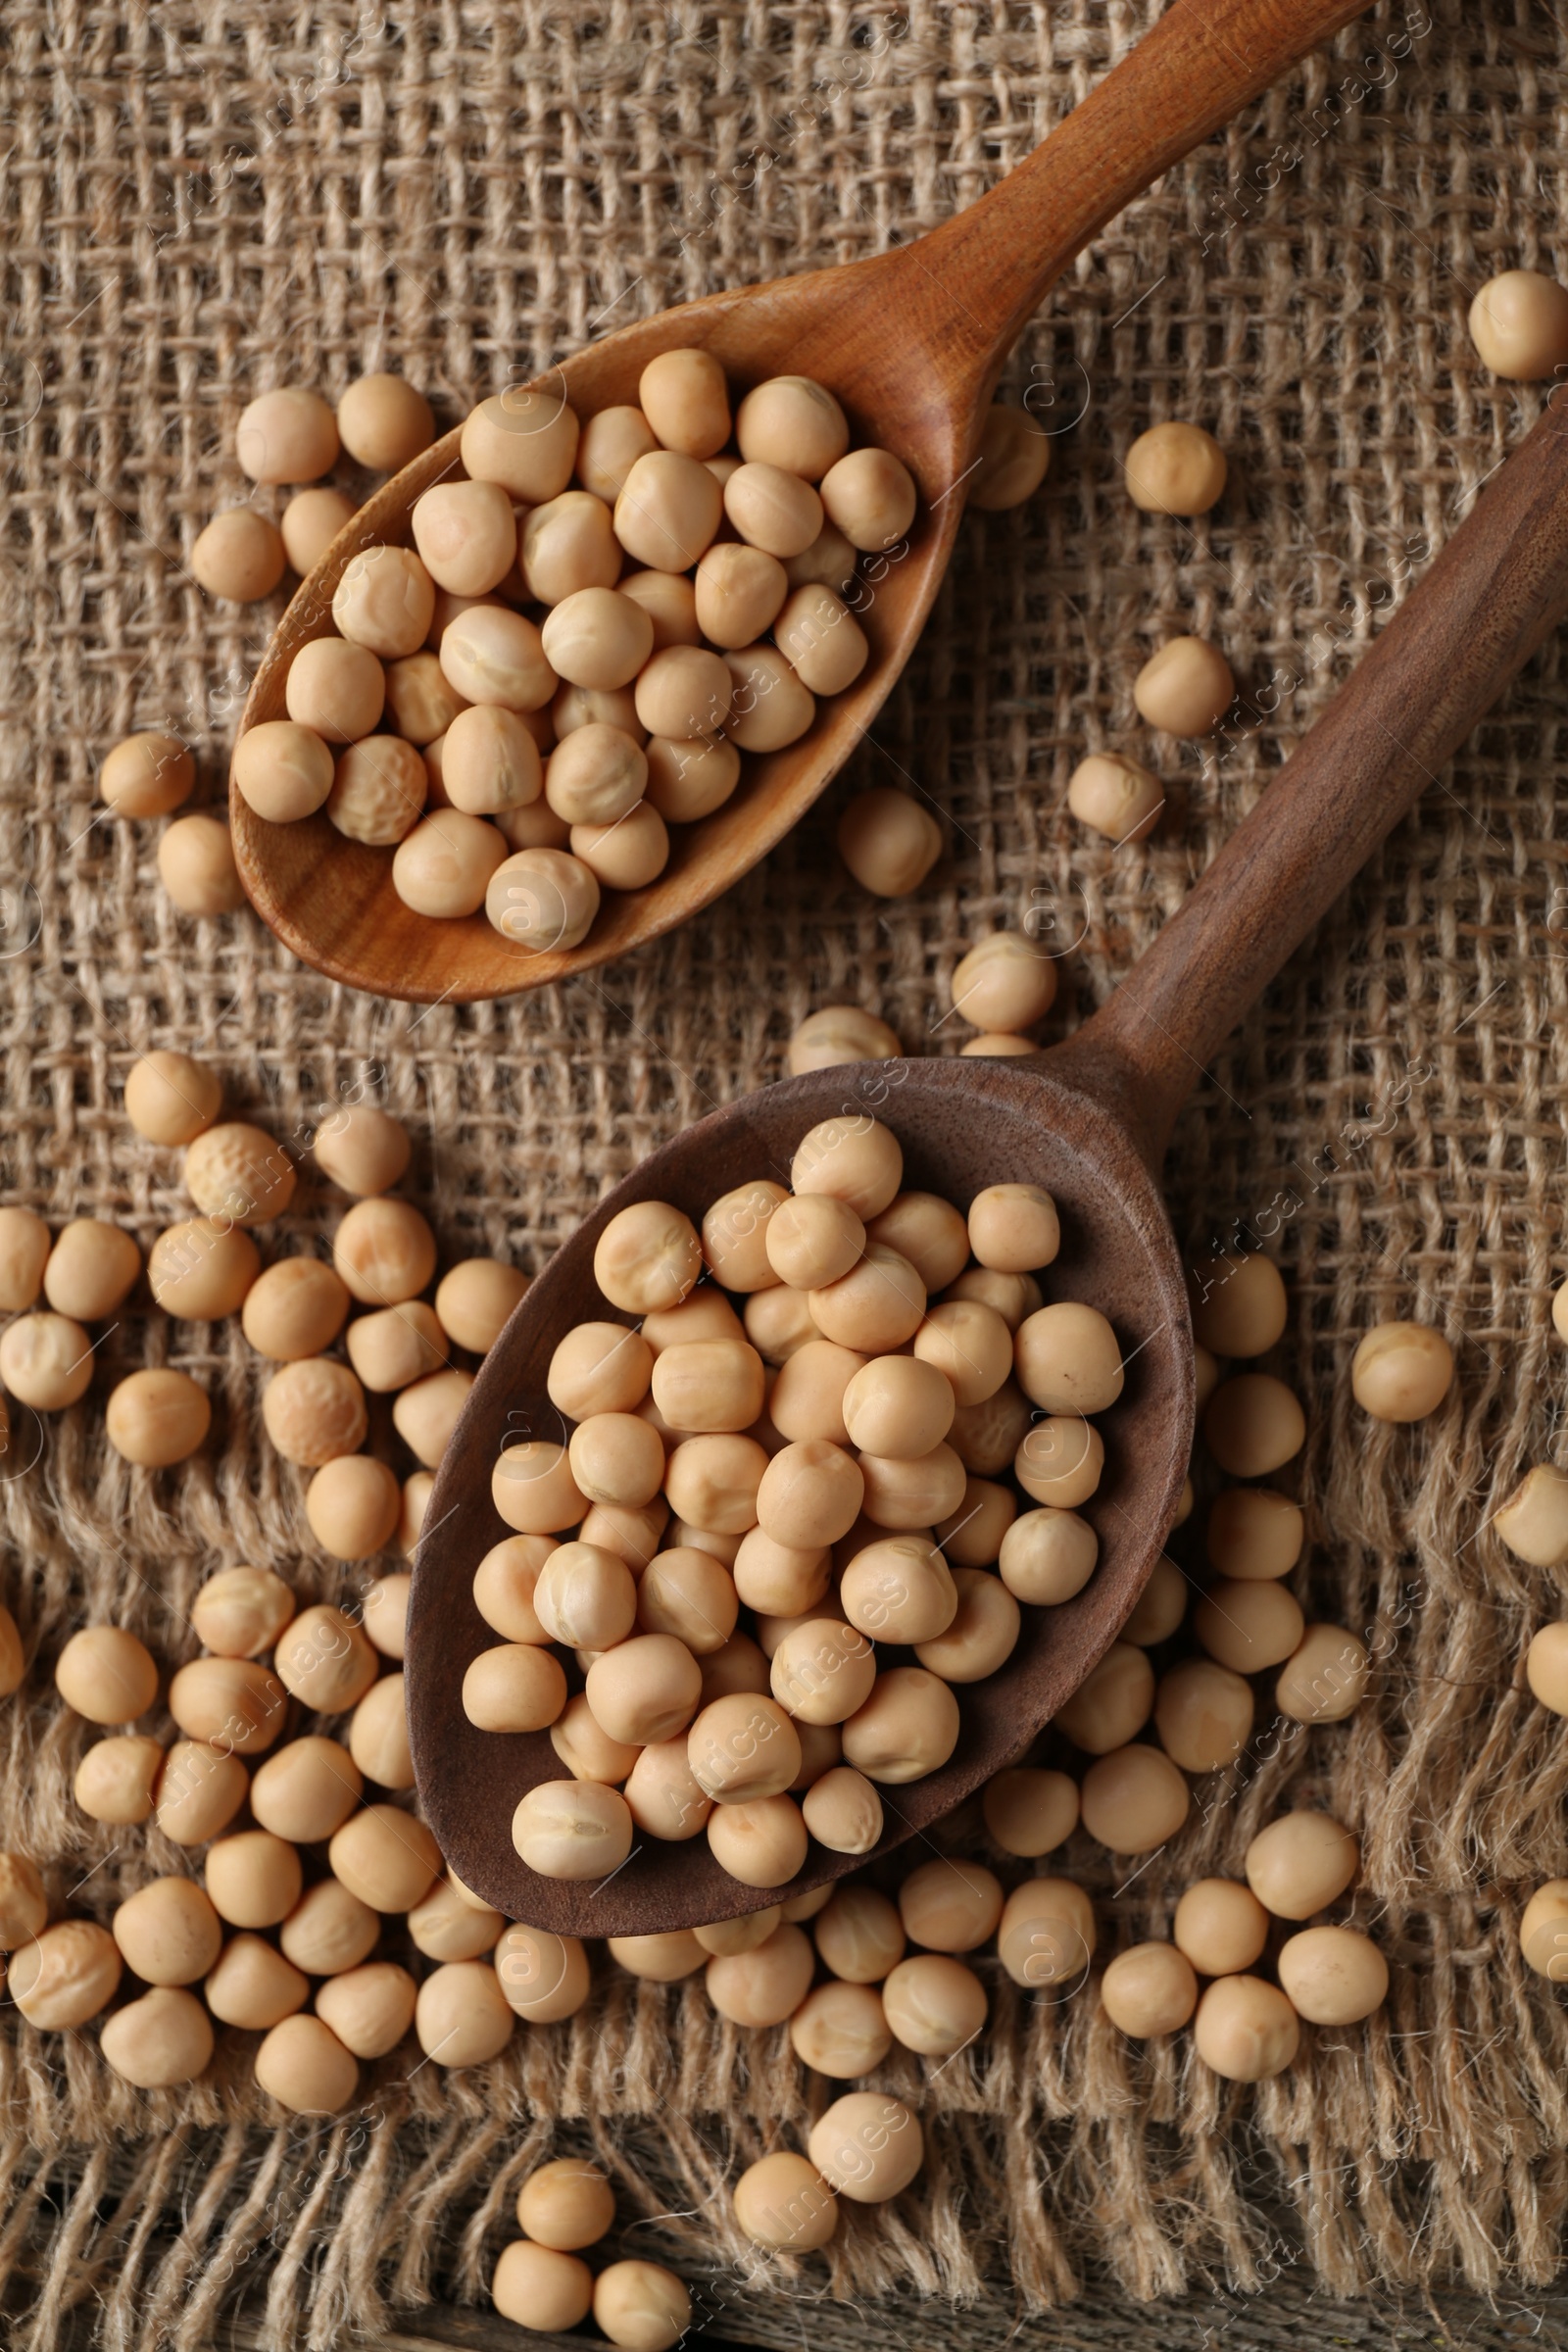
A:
232,0,1370,1003
407,396,1568,1935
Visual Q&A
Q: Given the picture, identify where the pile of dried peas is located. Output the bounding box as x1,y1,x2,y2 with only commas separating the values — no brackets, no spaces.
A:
146,364,1053,961
0,1061,1409,2119
12,1034,1568,2331
490,1124,1120,1887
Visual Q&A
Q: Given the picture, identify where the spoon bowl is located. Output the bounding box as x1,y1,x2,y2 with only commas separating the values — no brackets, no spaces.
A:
405,1054,1191,1936
230,280,967,1003
406,393,1568,1933
231,0,1371,1002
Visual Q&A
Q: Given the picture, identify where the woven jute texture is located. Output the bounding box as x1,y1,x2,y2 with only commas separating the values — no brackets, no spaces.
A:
5,0,1568,2343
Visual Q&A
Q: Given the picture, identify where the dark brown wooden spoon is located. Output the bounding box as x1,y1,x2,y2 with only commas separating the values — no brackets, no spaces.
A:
407,397,1568,1936
231,0,1369,1004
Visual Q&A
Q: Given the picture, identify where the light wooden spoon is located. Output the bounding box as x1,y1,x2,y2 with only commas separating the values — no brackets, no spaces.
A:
233,0,1370,1002
406,399,1568,1936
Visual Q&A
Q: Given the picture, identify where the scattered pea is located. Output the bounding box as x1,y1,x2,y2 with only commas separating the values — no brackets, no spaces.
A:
112,1875,223,1985
0,1853,48,1945
950,931,1055,1033
274,1601,379,1712
492,2240,594,2334
1172,1878,1269,1977
185,1120,296,1225
251,1735,363,1843
517,2156,616,2250
1205,1486,1302,1580
1350,1320,1454,1421
305,1452,404,1559
236,388,339,484
409,1881,505,1963
1245,1810,1358,1919
190,1566,295,1658
401,1469,434,1555
1101,1940,1199,2036
1078,1743,1190,1853
42,1219,141,1321
1194,1580,1304,1675
277,1879,380,1977
494,1922,592,2021
1193,1974,1298,2082
255,2011,360,2114
0,1205,52,1307
789,1977,891,2076
74,1734,165,1825
56,1626,158,1725
1276,1924,1388,2024
262,1357,368,1466
1469,269,1568,381
1067,751,1164,843
1054,1642,1153,1760
205,1829,304,1930
1132,637,1235,738
241,1256,352,1358
807,2089,922,2201
1122,1553,1187,1643
836,786,943,897
104,1368,210,1466
192,507,286,602
280,486,358,574
156,1740,249,1845
732,2149,839,2251
1124,421,1227,516
336,372,435,470
167,1656,285,1755
414,1956,514,2066
594,2260,691,2352
981,1765,1078,1857
1274,1622,1369,1723
969,403,1051,511
1153,1656,1253,1773
10,1919,122,2028
315,1958,419,2056
99,732,195,818
205,1933,311,2031
149,1217,261,1319
1526,1622,1568,1714
1203,1372,1305,1477
329,1802,441,1914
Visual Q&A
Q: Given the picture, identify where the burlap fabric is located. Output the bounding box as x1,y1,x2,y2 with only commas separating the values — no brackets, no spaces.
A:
4,0,1568,2342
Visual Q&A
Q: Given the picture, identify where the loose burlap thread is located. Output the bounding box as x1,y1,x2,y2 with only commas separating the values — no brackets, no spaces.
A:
4,0,1568,2341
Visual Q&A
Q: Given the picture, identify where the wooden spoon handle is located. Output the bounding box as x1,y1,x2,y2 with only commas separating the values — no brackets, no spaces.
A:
1051,396,1568,1165
910,0,1376,370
